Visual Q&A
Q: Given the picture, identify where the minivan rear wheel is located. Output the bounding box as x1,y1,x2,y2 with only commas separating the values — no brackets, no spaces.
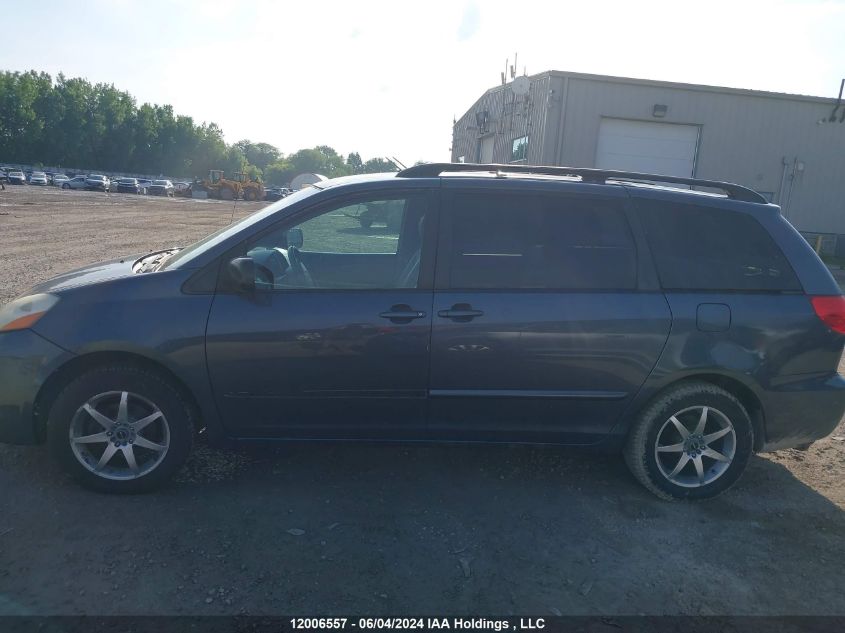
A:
47,365,193,493
624,381,753,500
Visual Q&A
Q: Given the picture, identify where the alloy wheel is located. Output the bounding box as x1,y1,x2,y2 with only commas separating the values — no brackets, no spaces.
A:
653,405,736,488
68,391,170,480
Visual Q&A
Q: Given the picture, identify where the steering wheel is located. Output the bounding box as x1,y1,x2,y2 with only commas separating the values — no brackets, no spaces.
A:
282,246,314,288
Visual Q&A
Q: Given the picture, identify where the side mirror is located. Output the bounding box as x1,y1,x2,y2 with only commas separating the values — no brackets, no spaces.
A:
286,228,304,249
227,257,256,292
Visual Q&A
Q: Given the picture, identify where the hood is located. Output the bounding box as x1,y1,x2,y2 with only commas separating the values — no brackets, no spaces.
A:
28,255,143,295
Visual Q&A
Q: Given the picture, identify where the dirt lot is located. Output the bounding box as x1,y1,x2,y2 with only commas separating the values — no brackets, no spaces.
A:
1,185,845,616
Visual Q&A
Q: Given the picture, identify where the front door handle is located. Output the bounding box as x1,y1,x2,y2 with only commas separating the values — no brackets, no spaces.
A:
379,304,427,323
437,304,484,321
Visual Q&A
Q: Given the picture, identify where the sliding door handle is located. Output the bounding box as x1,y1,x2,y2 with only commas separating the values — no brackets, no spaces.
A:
379,304,427,322
438,304,484,321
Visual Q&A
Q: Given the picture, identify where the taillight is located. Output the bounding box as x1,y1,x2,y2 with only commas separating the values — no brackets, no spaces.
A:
810,296,845,334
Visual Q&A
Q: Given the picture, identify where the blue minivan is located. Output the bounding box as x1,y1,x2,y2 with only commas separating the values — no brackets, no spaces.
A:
2,163,844,499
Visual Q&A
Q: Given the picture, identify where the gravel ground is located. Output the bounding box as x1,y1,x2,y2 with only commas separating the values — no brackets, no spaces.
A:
1,185,845,616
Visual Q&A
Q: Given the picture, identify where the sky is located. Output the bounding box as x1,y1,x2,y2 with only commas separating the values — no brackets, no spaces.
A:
1,0,844,164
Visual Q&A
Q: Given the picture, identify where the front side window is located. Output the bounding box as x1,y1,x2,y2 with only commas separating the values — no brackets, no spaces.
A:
246,194,429,290
446,193,636,290
511,136,528,162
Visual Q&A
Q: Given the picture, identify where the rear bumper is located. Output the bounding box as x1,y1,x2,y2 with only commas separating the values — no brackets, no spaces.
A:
760,372,845,451
0,330,71,445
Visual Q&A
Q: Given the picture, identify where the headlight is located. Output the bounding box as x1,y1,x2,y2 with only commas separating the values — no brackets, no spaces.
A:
0,293,60,332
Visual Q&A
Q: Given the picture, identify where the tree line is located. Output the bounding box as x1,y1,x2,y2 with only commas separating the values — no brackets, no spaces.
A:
0,70,399,184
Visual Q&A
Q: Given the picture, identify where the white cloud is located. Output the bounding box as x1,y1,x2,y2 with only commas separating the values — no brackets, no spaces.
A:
457,2,482,41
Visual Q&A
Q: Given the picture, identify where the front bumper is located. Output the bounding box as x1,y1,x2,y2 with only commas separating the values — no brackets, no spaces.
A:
760,372,845,451
0,329,70,444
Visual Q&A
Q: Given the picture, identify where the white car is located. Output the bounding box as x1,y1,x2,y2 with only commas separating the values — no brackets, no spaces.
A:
62,176,89,190
52,174,69,186
7,170,27,185
29,172,48,185
85,174,110,191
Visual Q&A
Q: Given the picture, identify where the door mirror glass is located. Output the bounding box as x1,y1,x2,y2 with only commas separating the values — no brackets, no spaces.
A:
228,257,256,292
286,228,304,249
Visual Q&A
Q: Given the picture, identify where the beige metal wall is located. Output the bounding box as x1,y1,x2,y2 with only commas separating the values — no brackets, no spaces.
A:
452,72,845,235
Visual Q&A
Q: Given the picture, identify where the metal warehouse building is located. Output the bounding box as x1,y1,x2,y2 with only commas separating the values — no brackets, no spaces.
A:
451,70,845,251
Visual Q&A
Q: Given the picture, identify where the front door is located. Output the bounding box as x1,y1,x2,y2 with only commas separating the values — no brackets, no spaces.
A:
205,190,437,439
428,184,671,444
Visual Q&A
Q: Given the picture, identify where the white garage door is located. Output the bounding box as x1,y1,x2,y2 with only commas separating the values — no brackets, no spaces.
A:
596,118,699,178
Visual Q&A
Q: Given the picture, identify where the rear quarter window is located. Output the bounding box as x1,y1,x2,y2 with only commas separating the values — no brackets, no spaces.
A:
637,200,801,292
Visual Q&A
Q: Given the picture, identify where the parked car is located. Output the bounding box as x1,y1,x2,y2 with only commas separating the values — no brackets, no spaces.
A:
137,179,153,195
116,178,142,194
147,179,174,197
264,186,291,202
2,163,844,497
7,170,27,185
62,176,89,190
85,174,110,192
52,174,70,187
29,171,48,186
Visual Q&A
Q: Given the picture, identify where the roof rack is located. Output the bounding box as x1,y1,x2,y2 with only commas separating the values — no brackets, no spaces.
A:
396,163,767,204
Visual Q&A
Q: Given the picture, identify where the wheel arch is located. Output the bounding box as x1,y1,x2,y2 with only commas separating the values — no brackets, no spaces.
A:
626,373,767,452
33,351,204,443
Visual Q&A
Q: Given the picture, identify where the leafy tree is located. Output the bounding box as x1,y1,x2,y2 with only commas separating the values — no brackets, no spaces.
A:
346,151,363,174
0,70,404,184
263,160,295,186
235,139,280,171
361,157,398,173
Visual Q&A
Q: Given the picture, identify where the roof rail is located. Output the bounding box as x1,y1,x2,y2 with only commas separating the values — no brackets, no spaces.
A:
396,163,767,204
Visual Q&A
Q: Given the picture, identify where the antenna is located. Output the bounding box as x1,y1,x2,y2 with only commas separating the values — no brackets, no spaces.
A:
830,78,844,123
510,52,517,79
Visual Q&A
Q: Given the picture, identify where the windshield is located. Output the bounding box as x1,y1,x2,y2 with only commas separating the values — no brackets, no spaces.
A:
160,187,319,269
153,180,169,185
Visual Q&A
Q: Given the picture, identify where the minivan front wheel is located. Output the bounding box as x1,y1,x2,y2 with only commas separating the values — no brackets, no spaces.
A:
624,382,753,501
48,365,193,493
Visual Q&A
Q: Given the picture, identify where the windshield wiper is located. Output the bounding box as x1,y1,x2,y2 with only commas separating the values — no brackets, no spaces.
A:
134,248,182,273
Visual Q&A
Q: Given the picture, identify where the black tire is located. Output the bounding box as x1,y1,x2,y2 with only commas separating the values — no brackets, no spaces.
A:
47,365,194,493
358,215,373,229
623,381,753,501
62,183,70,189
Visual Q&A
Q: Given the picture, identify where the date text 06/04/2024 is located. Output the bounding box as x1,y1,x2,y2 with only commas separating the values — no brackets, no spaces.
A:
289,618,548,630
